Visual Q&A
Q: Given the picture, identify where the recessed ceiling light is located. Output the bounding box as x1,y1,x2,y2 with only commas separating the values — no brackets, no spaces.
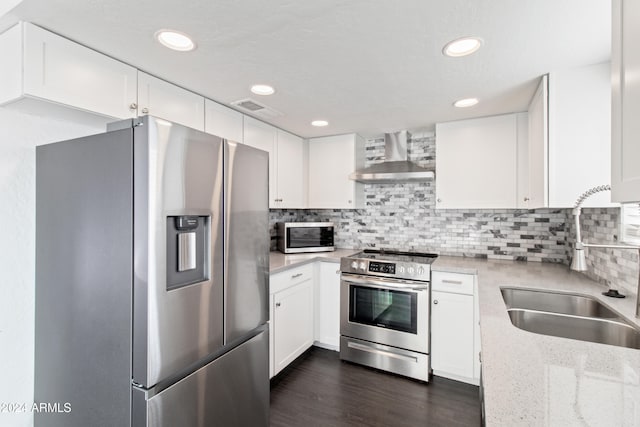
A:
311,120,329,127
250,84,276,96
155,30,196,52
453,98,479,108
443,37,483,57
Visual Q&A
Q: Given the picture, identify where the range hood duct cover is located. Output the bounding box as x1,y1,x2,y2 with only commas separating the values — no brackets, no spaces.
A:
349,131,435,183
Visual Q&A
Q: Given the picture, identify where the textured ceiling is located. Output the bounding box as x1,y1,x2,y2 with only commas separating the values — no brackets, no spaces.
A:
1,0,610,138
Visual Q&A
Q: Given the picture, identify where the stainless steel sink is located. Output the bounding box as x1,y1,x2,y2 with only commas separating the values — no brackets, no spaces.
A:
501,287,620,319
501,287,640,349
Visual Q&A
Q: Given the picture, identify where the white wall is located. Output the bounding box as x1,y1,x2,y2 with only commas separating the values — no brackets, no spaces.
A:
0,107,102,427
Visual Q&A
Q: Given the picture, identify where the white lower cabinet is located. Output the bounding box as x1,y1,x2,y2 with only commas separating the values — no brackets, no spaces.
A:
430,271,480,385
269,264,315,378
314,262,341,350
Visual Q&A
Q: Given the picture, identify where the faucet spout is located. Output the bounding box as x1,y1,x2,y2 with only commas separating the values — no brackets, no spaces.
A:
569,185,640,318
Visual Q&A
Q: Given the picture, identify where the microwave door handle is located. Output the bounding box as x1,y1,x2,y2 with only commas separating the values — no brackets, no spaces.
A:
342,275,429,292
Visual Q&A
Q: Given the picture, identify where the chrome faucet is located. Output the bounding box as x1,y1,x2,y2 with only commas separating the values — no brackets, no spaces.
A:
570,185,640,317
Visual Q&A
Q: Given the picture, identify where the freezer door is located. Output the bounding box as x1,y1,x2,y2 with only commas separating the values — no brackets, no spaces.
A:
224,141,270,344
133,116,224,388
132,329,269,427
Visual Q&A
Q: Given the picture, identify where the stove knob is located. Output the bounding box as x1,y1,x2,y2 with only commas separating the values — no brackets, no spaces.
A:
398,266,405,274
417,267,425,276
351,261,358,269
359,262,367,271
408,267,415,275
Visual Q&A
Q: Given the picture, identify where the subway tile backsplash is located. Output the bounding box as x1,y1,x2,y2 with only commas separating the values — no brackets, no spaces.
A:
270,133,639,294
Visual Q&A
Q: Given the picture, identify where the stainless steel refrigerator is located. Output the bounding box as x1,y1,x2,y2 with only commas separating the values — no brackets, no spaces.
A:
35,116,270,426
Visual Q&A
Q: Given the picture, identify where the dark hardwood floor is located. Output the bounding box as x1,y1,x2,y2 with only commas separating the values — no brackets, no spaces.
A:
270,347,481,427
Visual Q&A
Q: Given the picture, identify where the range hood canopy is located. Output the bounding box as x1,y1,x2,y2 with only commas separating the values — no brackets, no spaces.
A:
349,131,435,183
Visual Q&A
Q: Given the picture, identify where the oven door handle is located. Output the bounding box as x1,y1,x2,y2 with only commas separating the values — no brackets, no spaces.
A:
341,275,429,292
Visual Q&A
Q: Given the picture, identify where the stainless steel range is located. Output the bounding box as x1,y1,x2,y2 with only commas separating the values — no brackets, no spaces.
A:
339,249,437,382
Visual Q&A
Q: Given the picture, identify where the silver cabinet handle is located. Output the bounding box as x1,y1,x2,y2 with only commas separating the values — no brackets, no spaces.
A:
129,102,137,111
524,197,530,202
275,302,281,307
291,273,303,279
433,300,439,304
442,279,463,285
437,198,442,203
141,107,149,114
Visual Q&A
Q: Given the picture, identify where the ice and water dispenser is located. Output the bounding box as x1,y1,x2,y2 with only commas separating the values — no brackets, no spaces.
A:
166,215,209,290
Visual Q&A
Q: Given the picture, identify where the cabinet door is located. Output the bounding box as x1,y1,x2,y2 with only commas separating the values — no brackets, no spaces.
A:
244,116,277,208
612,0,640,202
308,134,362,209
314,262,340,350
549,63,613,207
435,114,518,209
526,75,548,208
276,130,306,208
269,297,274,379
273,280,314,375
22,23,137,119
431,290,474,380
204,99,243,142
137,71,205,131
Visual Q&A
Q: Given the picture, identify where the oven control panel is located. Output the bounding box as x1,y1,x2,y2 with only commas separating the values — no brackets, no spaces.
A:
341,257,431,281
368,261,396,274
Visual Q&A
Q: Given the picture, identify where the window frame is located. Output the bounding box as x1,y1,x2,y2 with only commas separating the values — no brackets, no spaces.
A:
620,203,640,245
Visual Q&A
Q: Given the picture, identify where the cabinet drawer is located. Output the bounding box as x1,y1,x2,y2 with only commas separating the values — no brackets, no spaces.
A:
432,271,474,295
270,264,313,294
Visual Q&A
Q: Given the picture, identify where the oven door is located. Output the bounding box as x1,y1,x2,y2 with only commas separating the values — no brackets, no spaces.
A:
340,274,429,354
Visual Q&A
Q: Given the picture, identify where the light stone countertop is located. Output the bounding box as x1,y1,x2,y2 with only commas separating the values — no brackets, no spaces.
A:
433,256,640,427
270,251,640,426
269,248,359,274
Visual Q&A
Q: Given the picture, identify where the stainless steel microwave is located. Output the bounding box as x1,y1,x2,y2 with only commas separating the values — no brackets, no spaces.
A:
277,222,335,254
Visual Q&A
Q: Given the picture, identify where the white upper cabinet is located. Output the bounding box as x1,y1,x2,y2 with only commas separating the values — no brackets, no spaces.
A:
524,65,612,208
547,63,613,207
276,129,307,209
244,116,277,207
0,22,137,124
524,75,548,209
204,99,243,142
612,0,640,202
244,117,307,209
137,71,205,131
435,114,522,209
308,134,365,209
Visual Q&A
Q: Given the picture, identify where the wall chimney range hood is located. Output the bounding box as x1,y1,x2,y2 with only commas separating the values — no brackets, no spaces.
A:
349,131,435,183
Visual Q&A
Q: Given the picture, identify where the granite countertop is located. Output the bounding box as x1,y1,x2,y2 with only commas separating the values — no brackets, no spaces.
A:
271,251,640,425
434,256,640,427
